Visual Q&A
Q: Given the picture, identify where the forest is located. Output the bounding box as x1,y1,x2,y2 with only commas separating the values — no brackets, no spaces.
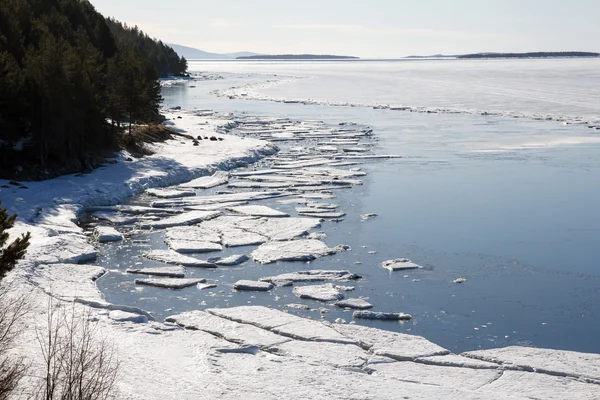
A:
0,0,188,180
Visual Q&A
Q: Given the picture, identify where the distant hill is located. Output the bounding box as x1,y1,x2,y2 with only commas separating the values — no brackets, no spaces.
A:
237,54,359,60
167,44,260,60
457,51,600,59
404,51,599,60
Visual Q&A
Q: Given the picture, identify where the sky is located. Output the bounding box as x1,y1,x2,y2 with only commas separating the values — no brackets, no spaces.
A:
91,0,600,58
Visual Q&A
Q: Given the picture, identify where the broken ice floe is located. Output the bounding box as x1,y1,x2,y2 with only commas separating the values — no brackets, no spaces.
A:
260,270,360,284
179,171,229,189
108,310,148,324
296,209,346,219
453,278,467,284
251,240,346,264
135,278,207,289
227,205,289,218
234,280,274,291
126,266,186,278
146,188,196,198
197,283,217,290
353,311,413,321
332,323,449,360
382,258,423,271
140,211,220,229
334,298,374,310
92,211,137,225
208,254,249,266
293,283,345,302
93,226,123,243
360,213,378,221
142,250,217,268
25,234,97,264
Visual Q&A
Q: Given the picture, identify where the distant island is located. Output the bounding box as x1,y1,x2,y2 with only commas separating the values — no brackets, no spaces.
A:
457,51,600,59
406,51,600,60
236,54,359,60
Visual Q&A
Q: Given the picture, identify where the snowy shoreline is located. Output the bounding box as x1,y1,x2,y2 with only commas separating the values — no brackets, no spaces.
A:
1,110,599,399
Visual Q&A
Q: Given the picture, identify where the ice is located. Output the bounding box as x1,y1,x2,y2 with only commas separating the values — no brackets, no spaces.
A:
93,226,123,243
220,227,268,247
88,205,182,215
332,324,450,360
92,211,138,225
209,254,249,266
140,211,221,229
453,278,467,284
135,278,207,289
207,306,358,344
126,266,186,278
276,198,308,205
270,340,368,368
32,263,106,302
360,213,378,221
143,250,217,268
306,202,339,209
151,191,286,208
166,239,223,253
183,201,248,211
241,217,322,241
197,283,217,290
166,311,290,348
227,205,289,217
285,304,311,310
109,310,149,324
251,239,343,264
461,346,600,382
414,354,500,369
165,225,222,244
146,188,196,198
179,171,229,189
368,361,502,391
335,298,374,310
25,234,97,264
260,270,361,284
231,169,280,177
234,280,274,291
481,370,599,400
293,283,344,302
353,311,413,321
297,210,347,219
298,193,336,199
382,258,423,271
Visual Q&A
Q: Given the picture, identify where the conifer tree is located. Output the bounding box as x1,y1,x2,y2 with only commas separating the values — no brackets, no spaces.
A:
0,201,30,280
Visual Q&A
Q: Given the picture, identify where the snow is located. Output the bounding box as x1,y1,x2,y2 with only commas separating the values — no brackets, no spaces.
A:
142,250,217,268
135,278,207,289
126,266,186,278
227,205,289,217
381,258,423,271
293,283,345,302
234,280,274,291
353,311,413,321
93,226,123,242
334,298,374,310
414,354,501,369
24,234,97,264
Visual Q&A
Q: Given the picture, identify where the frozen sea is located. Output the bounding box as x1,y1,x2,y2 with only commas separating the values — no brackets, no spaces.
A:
97,59,600,353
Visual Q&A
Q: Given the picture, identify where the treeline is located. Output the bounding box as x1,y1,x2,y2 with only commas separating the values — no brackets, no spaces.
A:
106,19,187,77
0,0,186,180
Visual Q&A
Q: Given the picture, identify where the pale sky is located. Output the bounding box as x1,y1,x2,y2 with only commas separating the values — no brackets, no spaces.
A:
90,0,600,58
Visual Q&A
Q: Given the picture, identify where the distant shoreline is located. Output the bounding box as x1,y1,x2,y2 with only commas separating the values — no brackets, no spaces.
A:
236,54,359,60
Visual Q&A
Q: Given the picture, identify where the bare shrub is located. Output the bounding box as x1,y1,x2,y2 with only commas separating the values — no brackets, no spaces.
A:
36,299,119,400
0,285,29,400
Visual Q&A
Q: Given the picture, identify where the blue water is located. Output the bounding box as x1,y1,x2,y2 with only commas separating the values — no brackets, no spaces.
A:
96,68,600,354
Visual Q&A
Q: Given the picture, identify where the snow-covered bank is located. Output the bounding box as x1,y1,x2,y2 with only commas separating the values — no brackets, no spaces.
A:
1,110,599,399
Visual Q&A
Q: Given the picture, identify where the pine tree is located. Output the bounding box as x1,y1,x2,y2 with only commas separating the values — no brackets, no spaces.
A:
0,201,30,280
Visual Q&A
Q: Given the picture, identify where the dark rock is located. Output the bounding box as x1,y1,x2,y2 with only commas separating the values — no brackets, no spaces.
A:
177,116,182,119
8,180,21,186
171,106,182,110
210,136,218,141
196,135,202,140
193,141,199,146
125,157,133,162
218,137,224,141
